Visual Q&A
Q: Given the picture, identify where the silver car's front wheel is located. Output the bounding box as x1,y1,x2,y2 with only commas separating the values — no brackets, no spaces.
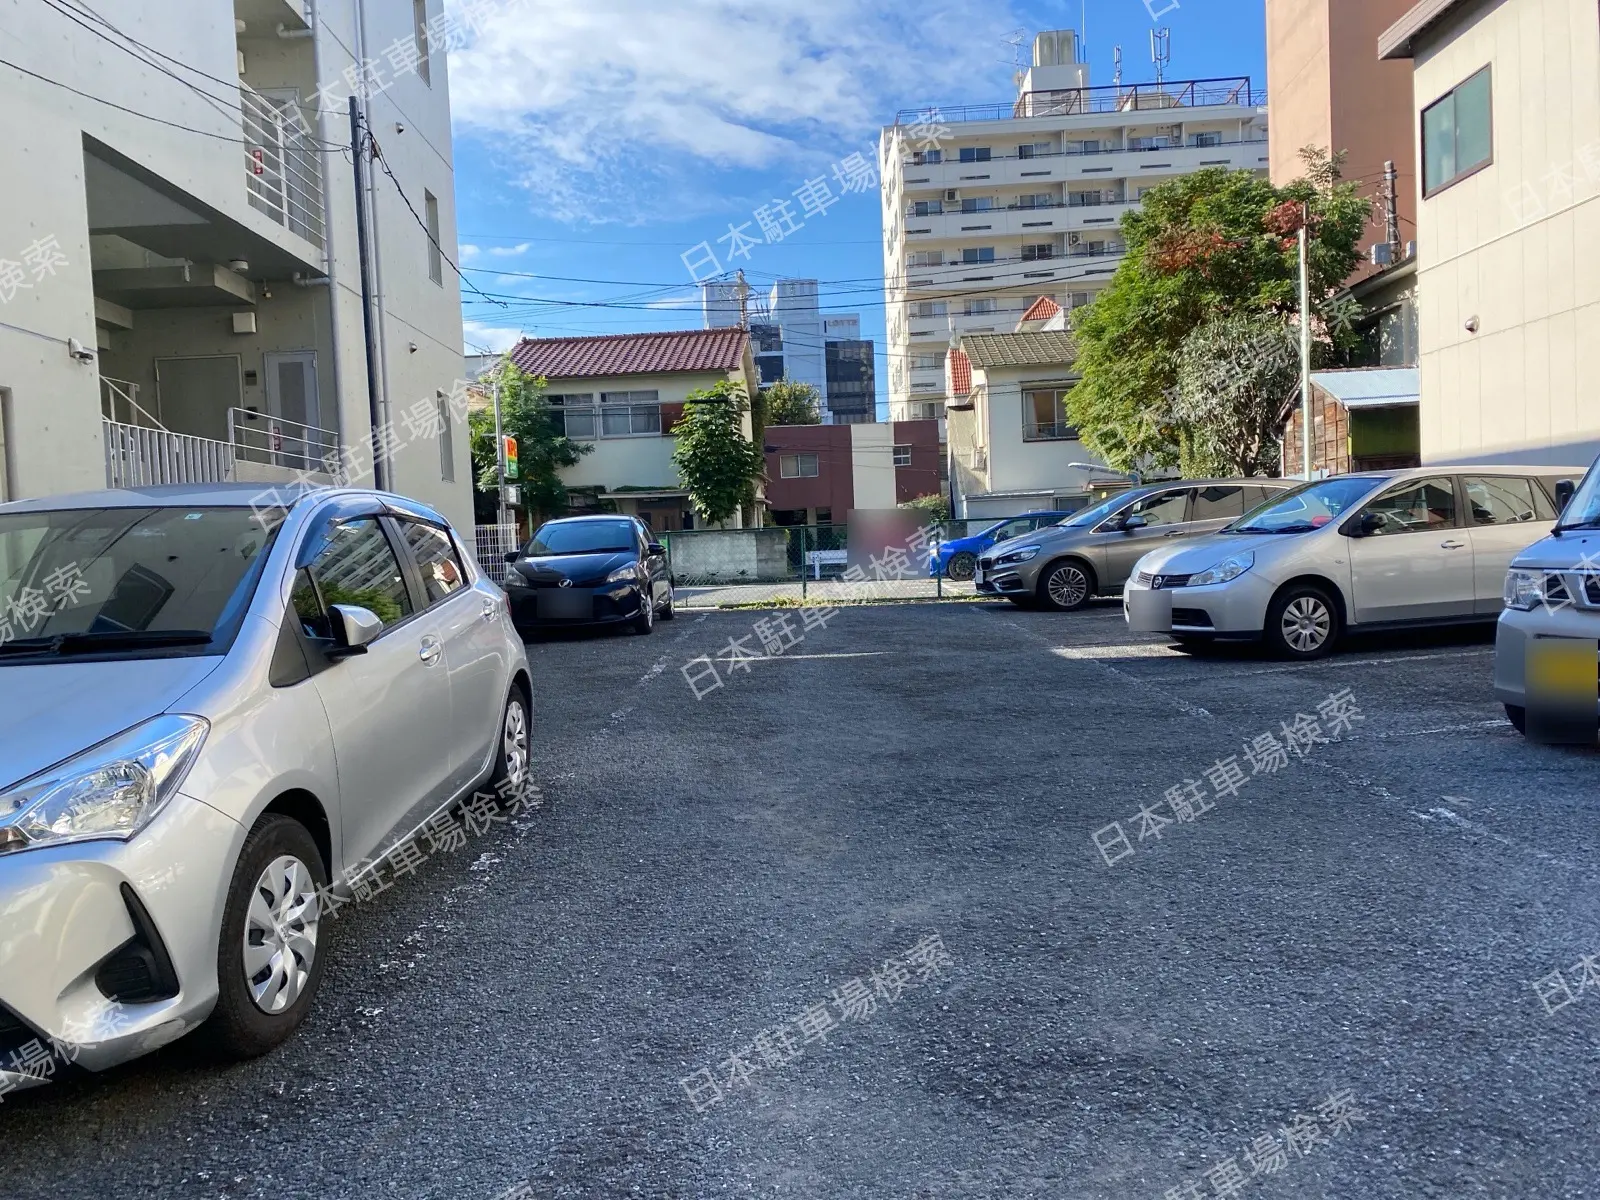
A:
1266,586,1340,659
244,854,321,1014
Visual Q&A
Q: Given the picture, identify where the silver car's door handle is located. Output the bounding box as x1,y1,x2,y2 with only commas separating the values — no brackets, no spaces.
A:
1440,539,1467,549
482,598,497,622
1163,530,1185,537
419,636,443,665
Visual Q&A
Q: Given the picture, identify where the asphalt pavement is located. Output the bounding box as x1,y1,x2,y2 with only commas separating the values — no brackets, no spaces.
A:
2,600,1598,1199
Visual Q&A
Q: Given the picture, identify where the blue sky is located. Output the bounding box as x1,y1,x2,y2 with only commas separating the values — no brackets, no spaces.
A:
446,0,1268,407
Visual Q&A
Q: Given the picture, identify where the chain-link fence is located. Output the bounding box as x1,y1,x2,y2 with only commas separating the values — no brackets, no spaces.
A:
473,523,520,585
663,521,1026,609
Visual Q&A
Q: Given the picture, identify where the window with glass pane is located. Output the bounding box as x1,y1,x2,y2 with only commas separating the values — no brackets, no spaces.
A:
300,518,412,630
1361,477,1457,535
779,453,819,479
401,521,467,605
549,394,596,440
958,147,991,162
600,390,661,436
962,247,995,264
893,445,912,467
1464,476,1546,525
1127,489,1190,528
1191,485,1245,521
1024,388,1075,440
1422,66,1492,194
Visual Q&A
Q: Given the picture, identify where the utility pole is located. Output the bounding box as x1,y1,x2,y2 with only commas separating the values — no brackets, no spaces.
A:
734,268,750,330
1298,205,1313,481
1383,159,1402,261
348,95,387,491
491,370,507,528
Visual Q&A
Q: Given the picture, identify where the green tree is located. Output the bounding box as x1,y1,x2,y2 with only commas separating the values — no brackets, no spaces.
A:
1069,147,1370,470
1171,313,1300,477
761,378,823,425
900,492,950,522
670,379,764,526
468,358,591,524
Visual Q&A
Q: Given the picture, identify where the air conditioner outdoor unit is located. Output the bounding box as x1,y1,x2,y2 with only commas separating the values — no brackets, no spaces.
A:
1370,242,1394,266
1068,233,1081,246
945,189,960,203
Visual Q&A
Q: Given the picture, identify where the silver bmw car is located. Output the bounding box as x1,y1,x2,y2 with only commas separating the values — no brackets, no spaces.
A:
0,484,531,1091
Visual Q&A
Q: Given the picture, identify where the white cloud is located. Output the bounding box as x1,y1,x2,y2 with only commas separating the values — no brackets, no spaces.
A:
488,242,532,257
448,0,1021,220
462,319,525,354
643,294,698,310
459,243,481,259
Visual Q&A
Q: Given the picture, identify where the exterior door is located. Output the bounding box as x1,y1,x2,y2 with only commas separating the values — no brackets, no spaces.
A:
1462,475,1558,613
1347,475,1475,623
395,517,510,792
293,514,456,869
1098,486,1193,586
263,351,321,470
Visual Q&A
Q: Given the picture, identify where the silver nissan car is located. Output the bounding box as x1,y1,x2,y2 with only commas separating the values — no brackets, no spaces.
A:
0,484,531,1091
1125,466,1586,658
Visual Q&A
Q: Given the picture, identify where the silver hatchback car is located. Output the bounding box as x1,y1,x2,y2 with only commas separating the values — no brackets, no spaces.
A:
974,479,1293,610
0,484,531,1090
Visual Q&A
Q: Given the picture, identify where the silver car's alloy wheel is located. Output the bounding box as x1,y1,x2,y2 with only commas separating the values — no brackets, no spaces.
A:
1046,564,1089,609
503,698,530,791
1281,595,1332,653
243,855,320,1014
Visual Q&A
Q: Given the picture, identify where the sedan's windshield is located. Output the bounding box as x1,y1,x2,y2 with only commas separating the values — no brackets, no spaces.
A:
527,520,636,556
0,506,279,655
1233,477,1384,533
1557,461,1600,529
1060,492,1138,529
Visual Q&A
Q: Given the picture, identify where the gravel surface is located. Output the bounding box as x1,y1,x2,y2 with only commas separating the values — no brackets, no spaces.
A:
3,601,1599,1199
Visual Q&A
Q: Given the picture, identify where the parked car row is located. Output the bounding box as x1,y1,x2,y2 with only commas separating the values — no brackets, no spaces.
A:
971,462,1600,742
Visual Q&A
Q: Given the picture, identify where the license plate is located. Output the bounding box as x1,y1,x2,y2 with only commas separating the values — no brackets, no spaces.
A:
1526,637,1599,743
538,590,591,620
1125,586,1173,632
973,568,985,586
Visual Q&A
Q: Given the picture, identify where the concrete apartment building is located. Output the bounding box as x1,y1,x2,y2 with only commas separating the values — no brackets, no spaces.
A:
0,0,471,526
1381,0,1600,467
878,29,1269,425
700,278,875,423
762,420,940,528
507,328,760,531
1267,0,1419,273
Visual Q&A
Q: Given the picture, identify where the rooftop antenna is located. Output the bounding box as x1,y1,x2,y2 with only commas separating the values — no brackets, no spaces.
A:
1080,0,1087,62
1150,27,1171,87
1113,44,1123,89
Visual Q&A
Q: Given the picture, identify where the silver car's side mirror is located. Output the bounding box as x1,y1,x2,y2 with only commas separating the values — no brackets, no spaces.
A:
329,604,383,656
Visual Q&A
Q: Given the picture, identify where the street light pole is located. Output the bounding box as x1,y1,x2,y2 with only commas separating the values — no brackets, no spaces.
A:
1298,211,1313,481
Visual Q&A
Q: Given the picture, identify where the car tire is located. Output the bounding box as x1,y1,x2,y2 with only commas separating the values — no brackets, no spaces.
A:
1504,703,1527,735
632,586,654,635
202,815,329,1061
488,689,532,805
659,583,676,620
1264,583,1341,660
1036,559,1096,612
946,552,977,582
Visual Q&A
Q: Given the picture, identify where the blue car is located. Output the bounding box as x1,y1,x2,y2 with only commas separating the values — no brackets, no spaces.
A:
930,511,1078,580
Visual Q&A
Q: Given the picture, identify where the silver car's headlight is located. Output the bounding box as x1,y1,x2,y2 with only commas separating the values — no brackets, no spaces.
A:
605,564,638,583
1187,550,1255,587
995,544,1041,565
1504,568,1548,611
0,715,208,854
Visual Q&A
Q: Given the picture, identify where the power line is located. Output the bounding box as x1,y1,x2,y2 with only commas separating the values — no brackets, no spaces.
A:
365,132,507,308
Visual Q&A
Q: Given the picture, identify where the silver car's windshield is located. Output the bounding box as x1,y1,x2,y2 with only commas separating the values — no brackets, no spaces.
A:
0,506,281,658
1060,492,1138,529
1556,461,1600,529
1232,477,1385,534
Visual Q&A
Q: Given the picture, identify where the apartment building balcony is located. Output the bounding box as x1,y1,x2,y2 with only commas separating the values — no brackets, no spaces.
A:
904,201,1148,243
240,81,324,250
897,138,1269,197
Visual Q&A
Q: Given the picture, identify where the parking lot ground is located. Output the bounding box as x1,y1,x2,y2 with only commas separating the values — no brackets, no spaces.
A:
3,602,1599,1199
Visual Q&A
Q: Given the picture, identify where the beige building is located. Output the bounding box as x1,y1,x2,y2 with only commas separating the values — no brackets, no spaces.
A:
1381,0,1600,467
945,308,1121,519
1267,0,1419,270
879,29,1268,425
0,0,474,526
506,329,760,530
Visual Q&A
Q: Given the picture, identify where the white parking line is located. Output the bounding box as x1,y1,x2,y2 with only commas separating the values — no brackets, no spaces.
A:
1135,648,1494,681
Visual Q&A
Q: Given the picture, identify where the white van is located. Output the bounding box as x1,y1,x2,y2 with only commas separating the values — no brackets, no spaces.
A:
1494,465,1600,741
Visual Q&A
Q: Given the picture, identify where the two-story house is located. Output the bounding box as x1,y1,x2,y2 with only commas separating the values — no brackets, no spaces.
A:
507,328,760,531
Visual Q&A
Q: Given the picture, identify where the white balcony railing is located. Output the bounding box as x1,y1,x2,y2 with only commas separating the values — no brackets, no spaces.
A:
229,407,341,474
241,82,325,248
103,419,236,488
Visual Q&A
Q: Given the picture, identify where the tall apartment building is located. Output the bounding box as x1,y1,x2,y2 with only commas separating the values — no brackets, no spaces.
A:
1266,0,1418,272
879,30,1269,423
700,277,875,422
0,0,471,527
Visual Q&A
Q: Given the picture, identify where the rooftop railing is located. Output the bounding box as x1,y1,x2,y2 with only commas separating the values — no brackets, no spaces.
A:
893,78,1263,127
